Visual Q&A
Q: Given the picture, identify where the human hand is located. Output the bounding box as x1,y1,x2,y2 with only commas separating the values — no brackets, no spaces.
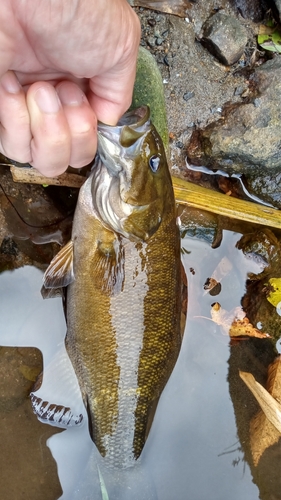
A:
0,0,140,176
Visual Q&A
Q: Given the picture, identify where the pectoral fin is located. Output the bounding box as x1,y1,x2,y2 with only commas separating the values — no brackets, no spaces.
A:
95,234,125,295
43,240,74,290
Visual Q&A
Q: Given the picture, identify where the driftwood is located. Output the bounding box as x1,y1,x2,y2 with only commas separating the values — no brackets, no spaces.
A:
9,165,281,230
10,165,84,189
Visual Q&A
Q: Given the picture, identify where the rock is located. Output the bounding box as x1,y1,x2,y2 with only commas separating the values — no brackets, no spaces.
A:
232,0,268,22
272,0,281,23
201,12,248,65
178,205,221,247
186,57,281,208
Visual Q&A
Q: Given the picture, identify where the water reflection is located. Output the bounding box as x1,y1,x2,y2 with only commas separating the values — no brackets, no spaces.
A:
0,230,280,499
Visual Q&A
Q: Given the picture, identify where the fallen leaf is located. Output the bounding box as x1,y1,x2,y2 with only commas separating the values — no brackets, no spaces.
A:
210,303,270,339
258,25,276,36
266,277,281,307
258,29,281,54
239,357,281,466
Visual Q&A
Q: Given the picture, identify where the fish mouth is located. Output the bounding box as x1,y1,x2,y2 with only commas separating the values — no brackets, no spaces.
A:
97,106,151,176
91,157,161,241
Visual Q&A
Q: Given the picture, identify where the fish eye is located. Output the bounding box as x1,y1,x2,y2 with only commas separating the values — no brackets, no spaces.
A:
149,155,160,172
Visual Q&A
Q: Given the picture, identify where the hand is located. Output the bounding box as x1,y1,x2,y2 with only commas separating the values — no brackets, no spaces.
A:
0,0,140,176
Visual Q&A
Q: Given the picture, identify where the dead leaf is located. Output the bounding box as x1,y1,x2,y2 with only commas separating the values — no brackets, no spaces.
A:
131,0,191,17
258,25,276,36
265,277,281,308
210,303,270,339
239,357,281,465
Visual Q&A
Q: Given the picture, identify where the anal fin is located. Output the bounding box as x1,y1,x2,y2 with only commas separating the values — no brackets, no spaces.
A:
30,393,83,427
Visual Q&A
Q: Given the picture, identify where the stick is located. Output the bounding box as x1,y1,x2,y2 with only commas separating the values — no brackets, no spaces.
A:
9,165,281,229
10,165,85,188
172,176,281,230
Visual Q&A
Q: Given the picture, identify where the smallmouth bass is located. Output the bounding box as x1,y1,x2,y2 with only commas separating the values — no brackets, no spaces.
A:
36,106,182,469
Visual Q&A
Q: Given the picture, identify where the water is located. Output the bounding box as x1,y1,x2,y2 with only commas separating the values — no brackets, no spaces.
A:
0,229,280,499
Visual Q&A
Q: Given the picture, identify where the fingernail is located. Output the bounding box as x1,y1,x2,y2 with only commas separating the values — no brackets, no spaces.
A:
34,86,61,113
57,83,84,106
1,71,22,94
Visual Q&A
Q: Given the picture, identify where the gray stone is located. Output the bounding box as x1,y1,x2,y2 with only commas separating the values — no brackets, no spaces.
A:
233,0,266,22
201,12,248,65
186,57,281,208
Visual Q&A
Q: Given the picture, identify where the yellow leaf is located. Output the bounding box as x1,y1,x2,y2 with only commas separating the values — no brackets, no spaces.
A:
266,277,281,307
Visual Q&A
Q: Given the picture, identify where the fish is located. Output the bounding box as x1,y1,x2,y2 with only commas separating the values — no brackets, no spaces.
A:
35,106,182,469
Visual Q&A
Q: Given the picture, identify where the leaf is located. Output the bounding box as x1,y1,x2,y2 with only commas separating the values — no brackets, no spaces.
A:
210,303,270,339
258,25,275,36
258,29,281,53
266,277,281,307
239,357,281,466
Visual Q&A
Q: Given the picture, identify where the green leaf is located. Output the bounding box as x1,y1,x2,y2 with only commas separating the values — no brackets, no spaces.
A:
258,29,281,53
266,277,281,307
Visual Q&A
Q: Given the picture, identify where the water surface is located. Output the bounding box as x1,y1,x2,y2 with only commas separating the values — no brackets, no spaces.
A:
0,230,280,499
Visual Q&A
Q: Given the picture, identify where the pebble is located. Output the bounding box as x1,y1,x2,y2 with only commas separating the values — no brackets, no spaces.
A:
147,37,156,48
156,37,163,46
183,91,195,101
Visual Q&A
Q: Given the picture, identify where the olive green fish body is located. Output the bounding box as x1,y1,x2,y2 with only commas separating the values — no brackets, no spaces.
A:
41,107,182,469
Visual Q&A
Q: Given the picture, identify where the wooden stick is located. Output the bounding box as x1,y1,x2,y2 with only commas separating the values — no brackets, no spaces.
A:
9,165,281,229
10,165,85,188
172,176,281,230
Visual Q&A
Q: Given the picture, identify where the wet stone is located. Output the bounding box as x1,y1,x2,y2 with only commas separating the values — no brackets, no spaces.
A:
178,205,221,247
272,0,281,23
233,0,267,22
186,57,281,208
0,237,18,256
201,12,248,65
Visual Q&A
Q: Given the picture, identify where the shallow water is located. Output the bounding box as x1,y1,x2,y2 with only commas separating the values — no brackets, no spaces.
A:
0,230,280,499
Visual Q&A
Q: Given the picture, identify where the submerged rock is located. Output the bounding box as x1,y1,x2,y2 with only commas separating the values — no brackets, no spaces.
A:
237,228,281,341
201,12,248,65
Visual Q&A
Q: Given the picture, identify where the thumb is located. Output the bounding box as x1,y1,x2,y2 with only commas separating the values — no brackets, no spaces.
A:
87,9,140,126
